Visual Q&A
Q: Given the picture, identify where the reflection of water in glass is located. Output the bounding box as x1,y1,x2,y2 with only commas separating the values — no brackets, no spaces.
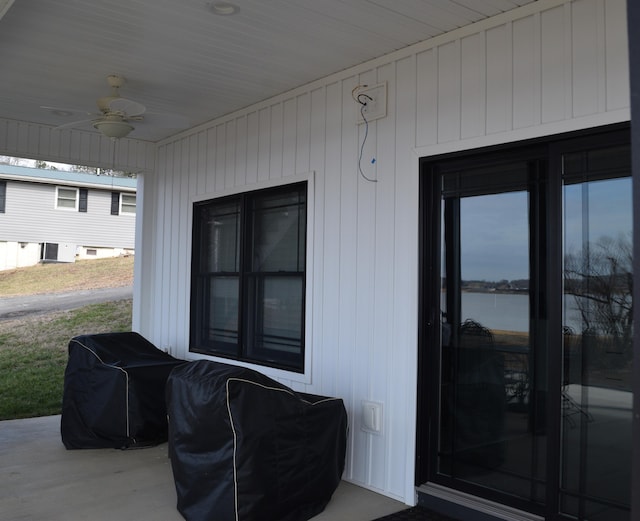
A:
459,292,583,332
460,292,528,332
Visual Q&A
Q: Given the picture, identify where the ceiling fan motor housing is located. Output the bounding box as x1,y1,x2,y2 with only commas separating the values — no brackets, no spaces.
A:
97,75,126,114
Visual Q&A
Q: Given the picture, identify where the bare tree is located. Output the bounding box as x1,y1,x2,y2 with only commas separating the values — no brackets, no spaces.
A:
564,233,633,364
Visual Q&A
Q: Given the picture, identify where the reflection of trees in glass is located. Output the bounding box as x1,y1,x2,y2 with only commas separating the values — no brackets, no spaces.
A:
564,233,633,368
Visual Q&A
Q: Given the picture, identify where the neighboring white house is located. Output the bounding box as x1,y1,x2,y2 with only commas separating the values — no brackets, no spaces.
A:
1,1,639,520
0,165,136,270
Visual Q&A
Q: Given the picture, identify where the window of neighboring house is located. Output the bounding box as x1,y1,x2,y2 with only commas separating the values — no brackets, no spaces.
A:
0,180,6,213
56,187,78,210
190,181,307,373
120,193,136,215
111,192,136,215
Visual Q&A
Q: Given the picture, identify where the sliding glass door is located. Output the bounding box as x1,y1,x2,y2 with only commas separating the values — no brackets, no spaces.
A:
559,146,633,520
418,126,632,520
436,160,546,506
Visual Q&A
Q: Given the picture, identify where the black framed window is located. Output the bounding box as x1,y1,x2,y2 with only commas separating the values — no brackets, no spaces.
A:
190,181,307,372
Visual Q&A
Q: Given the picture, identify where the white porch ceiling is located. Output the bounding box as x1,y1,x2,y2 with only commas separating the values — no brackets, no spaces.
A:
0,0,537,143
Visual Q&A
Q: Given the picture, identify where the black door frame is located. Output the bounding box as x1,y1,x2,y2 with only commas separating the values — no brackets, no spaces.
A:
627,2,640,520
416,123,632,520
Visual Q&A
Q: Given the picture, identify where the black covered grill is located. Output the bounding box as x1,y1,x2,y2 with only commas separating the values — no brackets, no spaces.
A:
61,332,184,449
166,360,348,521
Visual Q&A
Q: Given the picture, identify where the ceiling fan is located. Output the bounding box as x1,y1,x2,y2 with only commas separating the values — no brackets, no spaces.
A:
43,75,188,139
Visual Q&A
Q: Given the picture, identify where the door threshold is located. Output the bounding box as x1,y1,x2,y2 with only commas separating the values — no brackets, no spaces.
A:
417,483,544,521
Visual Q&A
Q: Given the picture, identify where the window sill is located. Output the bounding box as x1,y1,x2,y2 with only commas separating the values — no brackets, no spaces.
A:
187,351,311,385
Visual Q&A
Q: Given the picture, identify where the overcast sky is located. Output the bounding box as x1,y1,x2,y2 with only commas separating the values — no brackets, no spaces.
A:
458,177,632,282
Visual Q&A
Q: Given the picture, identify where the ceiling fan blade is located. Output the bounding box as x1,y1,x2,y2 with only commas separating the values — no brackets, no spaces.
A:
54,118,96,131
44,75,187,137
109,97,146,117
41,105,97,117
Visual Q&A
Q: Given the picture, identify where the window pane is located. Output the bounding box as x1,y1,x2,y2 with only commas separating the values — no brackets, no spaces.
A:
207,276,239,353
57,188,77,208
439,181,542,502
251,189,306,272
57,198,76,208
200,200,240,273
121,194,136,214
561,174,632,520
58,188,76,199
246,275,303,363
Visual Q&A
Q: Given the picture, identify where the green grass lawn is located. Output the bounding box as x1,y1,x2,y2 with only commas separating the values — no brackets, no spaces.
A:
0,256,134,297
0,299,132,420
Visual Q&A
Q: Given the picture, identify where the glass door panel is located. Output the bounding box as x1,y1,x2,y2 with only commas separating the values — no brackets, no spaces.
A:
421,129,632,520
438,170,546,503
561,169,633,520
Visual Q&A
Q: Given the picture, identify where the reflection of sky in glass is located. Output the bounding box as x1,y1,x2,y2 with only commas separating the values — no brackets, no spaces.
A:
456,178,632,282
460,191,529,281
564,178,632,254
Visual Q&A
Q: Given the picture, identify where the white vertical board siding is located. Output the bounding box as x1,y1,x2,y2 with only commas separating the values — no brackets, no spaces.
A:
336,77,359,477
605,0,630,110
572,0,604,116
175,138,192,352
513,14,542,129
461,32,487,138
295,93,312,175
416,48,439,145
138,0,629,504
0,119,155,173
391,54,419,501
437,41,462,142
309,86,330,393
541,5,570,123
320,81,343,399
485,23,514,134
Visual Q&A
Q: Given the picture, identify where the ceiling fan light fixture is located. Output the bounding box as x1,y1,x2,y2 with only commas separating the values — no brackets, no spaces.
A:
208,2,239,15
94,120,133,139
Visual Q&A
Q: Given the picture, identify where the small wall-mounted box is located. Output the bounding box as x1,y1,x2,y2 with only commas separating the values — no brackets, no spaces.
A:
356,83,387,124
361,400,383,434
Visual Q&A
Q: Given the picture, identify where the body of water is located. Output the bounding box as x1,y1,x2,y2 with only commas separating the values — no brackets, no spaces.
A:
458,292,583,333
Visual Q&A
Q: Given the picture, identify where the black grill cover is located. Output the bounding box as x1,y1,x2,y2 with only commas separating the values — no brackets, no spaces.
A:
166,360,348,521
61,332,184,449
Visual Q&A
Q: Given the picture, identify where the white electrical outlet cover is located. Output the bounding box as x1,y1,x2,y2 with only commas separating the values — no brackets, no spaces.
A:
361,400,383,434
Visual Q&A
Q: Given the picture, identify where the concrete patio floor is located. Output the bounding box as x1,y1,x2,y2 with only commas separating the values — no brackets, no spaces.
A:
1,415,407,521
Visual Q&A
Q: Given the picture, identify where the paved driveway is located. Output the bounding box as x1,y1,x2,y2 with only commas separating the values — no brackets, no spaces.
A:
0,286,133,320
